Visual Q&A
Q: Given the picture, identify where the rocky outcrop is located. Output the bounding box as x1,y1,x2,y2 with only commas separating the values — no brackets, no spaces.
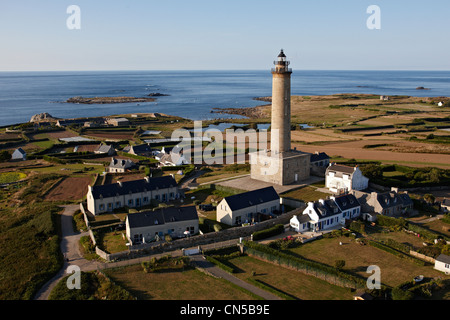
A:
29,113,57,122
147,93,170,97
211,104,270,119
66,96,156,104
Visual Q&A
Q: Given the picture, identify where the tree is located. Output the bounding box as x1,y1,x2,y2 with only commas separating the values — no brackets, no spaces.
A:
334,260,346,270
423,194,435,204
0,150,11,162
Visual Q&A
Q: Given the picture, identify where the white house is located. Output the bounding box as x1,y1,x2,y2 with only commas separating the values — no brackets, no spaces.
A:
302,199,343,232
108,157,136,173
216,187,280,226
11,148,26,161
158,146,190,166
434,254,450,274
441,199,450,213
126,205,199,245
290,214,312,233
325,164,369,194
86,175,180,215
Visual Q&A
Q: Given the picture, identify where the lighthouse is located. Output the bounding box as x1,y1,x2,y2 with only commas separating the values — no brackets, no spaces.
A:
250,49,311,185
271,49,292,153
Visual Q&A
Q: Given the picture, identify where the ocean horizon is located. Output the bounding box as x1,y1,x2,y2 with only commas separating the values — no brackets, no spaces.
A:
0,70,449,127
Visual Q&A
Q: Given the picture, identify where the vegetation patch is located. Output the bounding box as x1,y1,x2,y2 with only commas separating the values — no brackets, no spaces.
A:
49,271,135,300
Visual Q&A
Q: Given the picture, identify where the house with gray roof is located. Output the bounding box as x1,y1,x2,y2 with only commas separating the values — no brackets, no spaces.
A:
216,187,280,226
310,151,330,168
95,144,116,156
434,254,450,274
11,148,26,161
359,187,413,217
124,143,154,157
126,205,199,245
108,157,136,173
86,175,180,215
325,163,369,194
302,198,343,232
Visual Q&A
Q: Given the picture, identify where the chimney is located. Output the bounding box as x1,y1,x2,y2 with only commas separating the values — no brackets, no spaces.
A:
391,187,398,193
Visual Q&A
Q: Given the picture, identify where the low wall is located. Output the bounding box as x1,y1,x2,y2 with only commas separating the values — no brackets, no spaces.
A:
410,250,436,264
280,197,305,209
105,207,304,262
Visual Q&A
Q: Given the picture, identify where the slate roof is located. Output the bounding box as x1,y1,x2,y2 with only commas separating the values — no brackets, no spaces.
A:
90,176,177,200
224,187,279,211
109,158,135,169
376,191,412,209
129,144,153,155
326,164,356,176
295,214,312,224
436,254,450,265
14,148,26,155
310,152,329,163
314,199,342,218
97,144,115,154
333,194,360,211
127,205,198,229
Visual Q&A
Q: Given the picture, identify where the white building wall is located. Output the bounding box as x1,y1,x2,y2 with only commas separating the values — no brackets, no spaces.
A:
434,260,450,274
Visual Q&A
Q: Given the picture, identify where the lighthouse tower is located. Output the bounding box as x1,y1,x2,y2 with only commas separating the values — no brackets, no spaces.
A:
271,49,292,153
250,49,310,185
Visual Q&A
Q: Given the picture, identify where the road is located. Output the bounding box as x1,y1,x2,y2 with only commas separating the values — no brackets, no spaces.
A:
34,205,102,300
34,204,284,300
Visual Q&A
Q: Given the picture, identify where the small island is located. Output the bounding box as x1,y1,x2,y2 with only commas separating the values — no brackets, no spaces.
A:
66,96,156,104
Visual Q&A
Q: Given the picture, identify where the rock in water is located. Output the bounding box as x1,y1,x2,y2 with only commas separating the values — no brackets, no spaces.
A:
30,113,56,122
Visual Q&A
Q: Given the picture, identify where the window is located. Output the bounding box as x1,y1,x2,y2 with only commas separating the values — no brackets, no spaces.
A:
143,197,148,203
107,203,113,210
155,195,160,200
128,199,133,206
99,204,105,211
235,216,242,225
445,264,449,269
116,201,121,208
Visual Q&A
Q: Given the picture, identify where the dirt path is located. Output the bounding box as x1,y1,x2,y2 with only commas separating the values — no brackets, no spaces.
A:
34,205,102,300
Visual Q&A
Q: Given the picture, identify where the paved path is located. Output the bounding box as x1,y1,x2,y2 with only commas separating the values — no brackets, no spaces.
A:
34,205,102,300
189,254,282,300
34,205,289,300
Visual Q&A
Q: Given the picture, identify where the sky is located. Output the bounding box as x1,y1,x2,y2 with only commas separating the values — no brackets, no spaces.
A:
1,0,449,71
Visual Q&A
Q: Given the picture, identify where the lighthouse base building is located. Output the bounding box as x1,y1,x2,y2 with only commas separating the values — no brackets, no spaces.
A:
250,150,310,186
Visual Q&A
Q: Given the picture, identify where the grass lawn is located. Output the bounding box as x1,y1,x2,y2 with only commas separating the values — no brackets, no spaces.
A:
228,255,354,300
280,186,330,202
105,264,257,300
0,171,27,184
98,231,128,253
420,219,450,238
286,236,446,287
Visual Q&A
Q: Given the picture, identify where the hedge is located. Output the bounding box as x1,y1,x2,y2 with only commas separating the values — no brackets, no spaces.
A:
252,224,284,241
247,278,297,300
368,240,426,266
243,241,367,289
204,255,235,273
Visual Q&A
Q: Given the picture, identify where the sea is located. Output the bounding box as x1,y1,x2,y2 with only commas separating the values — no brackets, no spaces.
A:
0,70,449,127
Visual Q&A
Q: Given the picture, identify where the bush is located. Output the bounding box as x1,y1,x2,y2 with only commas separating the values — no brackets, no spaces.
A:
252,224,284,241
391,287,414,300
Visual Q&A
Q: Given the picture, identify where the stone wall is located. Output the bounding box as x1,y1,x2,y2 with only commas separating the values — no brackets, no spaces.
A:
106,207,304,262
